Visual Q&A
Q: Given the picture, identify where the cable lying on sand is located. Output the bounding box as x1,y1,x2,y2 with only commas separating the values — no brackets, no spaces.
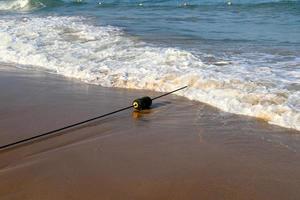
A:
0,86,187,151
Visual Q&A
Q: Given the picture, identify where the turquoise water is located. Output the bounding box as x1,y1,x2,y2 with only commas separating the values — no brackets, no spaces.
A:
0,0,299,130
33,1,300,45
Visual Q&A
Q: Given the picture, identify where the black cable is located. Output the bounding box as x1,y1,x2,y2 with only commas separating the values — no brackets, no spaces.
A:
0,105,133,150
151,86,188,100
0,86,187,150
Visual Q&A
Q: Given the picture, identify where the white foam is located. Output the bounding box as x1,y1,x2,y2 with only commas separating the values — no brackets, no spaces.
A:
0,16,299,131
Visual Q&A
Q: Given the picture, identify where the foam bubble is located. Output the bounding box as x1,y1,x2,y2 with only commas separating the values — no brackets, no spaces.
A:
0,16,299,131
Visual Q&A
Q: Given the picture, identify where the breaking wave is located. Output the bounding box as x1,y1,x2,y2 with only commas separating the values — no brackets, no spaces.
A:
0,0,34,10
0,0,73,11
0,16,299,131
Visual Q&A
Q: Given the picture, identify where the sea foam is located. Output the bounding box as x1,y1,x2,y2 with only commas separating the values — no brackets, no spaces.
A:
0,16,299,131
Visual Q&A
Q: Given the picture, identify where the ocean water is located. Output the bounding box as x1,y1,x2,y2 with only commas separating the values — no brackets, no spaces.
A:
0,0,299,130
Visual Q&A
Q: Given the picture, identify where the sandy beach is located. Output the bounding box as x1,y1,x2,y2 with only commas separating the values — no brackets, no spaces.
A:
0,65,300,200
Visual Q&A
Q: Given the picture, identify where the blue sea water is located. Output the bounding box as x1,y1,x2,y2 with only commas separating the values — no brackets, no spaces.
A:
0,0,299,130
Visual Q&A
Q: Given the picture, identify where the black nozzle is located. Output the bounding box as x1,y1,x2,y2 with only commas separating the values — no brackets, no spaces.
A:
132,96,152,110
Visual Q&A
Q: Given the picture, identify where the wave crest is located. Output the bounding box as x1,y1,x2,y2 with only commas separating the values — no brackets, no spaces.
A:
0,0,69,11
0,0,33,10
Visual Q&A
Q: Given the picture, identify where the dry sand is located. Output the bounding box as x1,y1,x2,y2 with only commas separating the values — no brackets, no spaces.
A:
0,65,300,200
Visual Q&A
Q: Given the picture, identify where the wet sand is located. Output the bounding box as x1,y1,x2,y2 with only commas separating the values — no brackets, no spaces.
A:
0,65,300,200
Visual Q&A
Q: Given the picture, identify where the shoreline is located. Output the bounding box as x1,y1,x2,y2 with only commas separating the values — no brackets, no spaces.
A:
0,65,300,200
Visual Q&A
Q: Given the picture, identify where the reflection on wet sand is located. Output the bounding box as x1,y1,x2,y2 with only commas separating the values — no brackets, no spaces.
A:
0,66,300,200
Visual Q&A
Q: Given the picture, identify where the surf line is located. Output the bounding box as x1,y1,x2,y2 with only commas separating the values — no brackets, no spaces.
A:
0,86,187,151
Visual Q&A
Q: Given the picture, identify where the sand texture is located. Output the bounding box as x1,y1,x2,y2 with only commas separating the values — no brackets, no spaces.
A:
0,66,300,200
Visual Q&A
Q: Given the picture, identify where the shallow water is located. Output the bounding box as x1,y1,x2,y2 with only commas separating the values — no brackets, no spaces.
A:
0,66,300,200
0,0,299,130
